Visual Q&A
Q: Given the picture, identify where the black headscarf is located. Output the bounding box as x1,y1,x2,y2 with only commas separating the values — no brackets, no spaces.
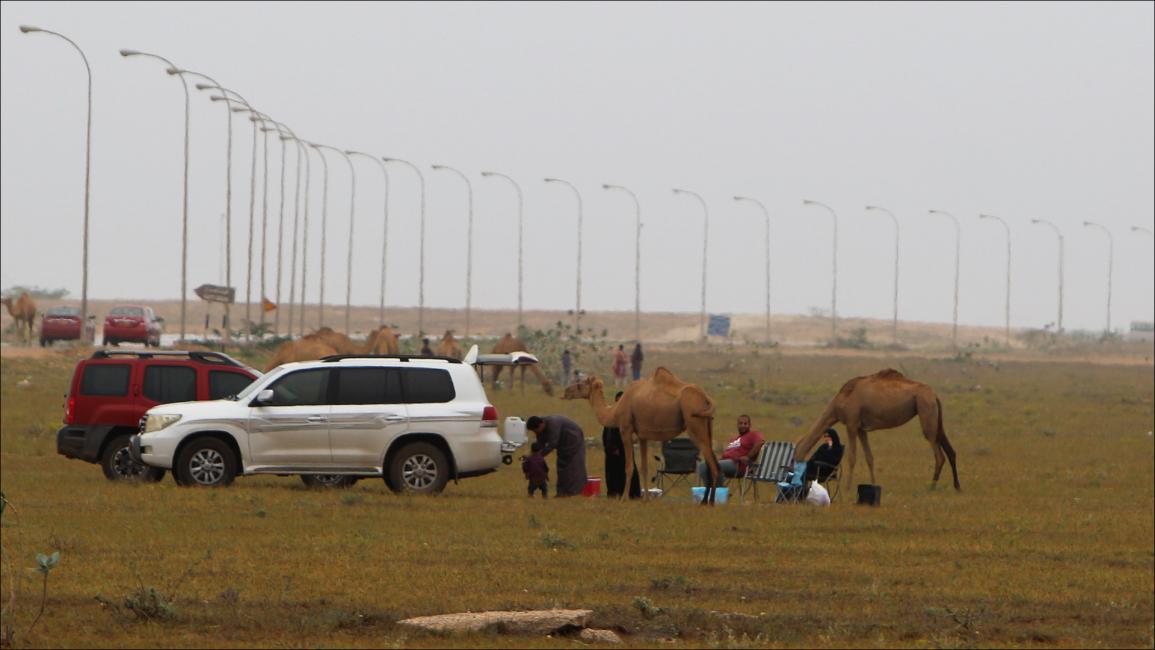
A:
809,428,844,467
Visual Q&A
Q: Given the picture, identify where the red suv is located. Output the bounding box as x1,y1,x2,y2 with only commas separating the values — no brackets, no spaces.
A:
40,306,95,346
56,350,260,481
102,305,163,347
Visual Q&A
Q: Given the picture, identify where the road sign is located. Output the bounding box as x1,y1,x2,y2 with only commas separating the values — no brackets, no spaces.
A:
707,314,731,337
194,284,236,304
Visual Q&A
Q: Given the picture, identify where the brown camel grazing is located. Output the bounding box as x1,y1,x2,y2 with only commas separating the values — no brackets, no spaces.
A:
2,292,38,344
434,330,462,359
309,326,360,354
563,369,722,503
794,368,960,491
365,326,400,355
491,333,554,395
264,338,339,371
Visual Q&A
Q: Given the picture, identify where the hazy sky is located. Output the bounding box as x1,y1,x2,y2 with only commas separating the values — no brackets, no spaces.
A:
2,1,1152,333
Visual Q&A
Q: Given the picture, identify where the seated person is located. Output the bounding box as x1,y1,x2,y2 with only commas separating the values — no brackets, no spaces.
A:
804,428,844,482
697,415,764,486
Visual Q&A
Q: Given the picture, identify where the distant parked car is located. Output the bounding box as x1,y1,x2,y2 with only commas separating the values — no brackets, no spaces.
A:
40,306,94,346
56,349,261,481
102,305,163,347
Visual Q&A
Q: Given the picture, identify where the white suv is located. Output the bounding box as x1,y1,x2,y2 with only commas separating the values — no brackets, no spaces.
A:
129,353,502,493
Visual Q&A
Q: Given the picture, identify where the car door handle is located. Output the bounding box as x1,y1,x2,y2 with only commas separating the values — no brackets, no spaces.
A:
306,416,328,423
384,415,406,422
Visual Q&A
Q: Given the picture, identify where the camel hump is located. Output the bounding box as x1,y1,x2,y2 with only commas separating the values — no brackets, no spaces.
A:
875,368,905,380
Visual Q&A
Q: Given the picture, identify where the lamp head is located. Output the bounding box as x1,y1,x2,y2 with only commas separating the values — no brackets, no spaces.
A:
865,205,878,210
195,83,215,91
19,25,42,33
165,67,181,75
432,164,446,170
119,49,140,57
1082,221,1092,227
1031,219,1041,224
481,171,494,177
544,177,558,183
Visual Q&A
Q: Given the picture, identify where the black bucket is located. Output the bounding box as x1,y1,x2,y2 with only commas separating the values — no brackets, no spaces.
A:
856,484,882,506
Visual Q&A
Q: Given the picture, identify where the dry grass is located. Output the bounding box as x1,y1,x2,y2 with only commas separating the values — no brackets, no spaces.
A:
1,343,1152,648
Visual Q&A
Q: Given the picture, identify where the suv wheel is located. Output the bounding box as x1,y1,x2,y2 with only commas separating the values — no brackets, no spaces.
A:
387,442,449,495
174,438,238,487
300,475,358,489
101,435,165,483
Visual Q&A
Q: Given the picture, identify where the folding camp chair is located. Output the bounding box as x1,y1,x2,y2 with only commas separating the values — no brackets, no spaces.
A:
653,438,699,494
775,461,810,503
739,441,795,502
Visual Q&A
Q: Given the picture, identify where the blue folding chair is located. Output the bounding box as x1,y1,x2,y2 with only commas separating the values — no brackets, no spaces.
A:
775,461,810,503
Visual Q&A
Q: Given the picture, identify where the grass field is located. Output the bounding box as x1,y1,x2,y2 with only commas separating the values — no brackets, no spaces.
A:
1,342,1152,648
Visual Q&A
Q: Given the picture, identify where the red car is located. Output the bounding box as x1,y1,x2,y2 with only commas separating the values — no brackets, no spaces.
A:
102,305,163,347
40,306,94,346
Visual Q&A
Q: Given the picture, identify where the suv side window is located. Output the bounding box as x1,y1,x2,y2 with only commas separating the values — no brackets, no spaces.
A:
265,369,331,406
333,368,403,405
142,365,197,403
80,364,131,396
400,368,455,403
209,371,254,400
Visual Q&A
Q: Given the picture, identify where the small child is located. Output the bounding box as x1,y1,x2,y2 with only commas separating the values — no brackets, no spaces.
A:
522,441,549,499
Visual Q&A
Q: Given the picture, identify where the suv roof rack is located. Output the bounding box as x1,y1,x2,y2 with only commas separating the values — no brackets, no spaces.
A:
90,350,246,367
320,354,463,364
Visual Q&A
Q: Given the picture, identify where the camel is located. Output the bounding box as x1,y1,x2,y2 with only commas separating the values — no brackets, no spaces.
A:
365,326,400,355
1,292,37,344
794,369,960,491
563,368,722,503
264,338,339,371
434,330,462,359
490,333,554,395
309,326,360,354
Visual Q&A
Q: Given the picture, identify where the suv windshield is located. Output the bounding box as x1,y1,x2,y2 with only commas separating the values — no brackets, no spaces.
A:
109,307,144,317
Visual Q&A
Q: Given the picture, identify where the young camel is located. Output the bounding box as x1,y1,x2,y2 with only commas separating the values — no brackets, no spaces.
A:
563,368,722,503
490,333,554,395
794,368,960,491
434,330,462,359
1,292,37,344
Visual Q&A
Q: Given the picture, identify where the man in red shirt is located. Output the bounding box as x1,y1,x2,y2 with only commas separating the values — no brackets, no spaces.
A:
697,414,765,486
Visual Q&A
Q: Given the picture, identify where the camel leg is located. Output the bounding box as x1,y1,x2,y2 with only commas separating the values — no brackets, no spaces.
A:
638,438,650,501
518,366,526,394
688,421,720,506
858,429,876,485
491,365,503,390
916,397,947,487
843,423,858,492
619,427,635,501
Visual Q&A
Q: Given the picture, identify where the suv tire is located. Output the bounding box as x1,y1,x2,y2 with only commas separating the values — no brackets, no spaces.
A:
101,435,166,483
300,475,358,489
174,438,238,487
387,442,449,495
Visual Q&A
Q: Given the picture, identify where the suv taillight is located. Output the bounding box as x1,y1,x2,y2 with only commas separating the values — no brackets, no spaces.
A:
64,395,75,425
481,405,498,428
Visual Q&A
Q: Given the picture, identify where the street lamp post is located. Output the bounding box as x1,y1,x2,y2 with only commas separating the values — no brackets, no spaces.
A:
178,71,239,344
482,171,525,331
20,26,93,342
309,144,331,329
348,151,391,327
735,196,771,344
607,184,643,342
1133,226,1153,236
674,188,709,341
280,132,308,338
121,48,191,342
384,158,426,335
866,205,901,344
979,213,1012,345
312,144,355,334
203,87,258,341
545,178,584,332
248,113,275,332
1083,221,1114,333
1031,218,1064,332
929,209,962,349
433,164,475,337
803,200,839,342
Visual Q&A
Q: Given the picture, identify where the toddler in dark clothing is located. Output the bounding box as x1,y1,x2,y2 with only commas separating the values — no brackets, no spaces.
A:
522,441,549,498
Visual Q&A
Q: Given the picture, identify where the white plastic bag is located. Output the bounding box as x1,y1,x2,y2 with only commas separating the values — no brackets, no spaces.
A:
806,481,830,506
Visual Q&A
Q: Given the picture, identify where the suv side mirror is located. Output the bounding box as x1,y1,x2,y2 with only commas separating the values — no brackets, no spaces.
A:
252,389,274,405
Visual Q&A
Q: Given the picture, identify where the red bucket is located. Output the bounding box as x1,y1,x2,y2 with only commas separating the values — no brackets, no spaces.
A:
582,477,602,497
